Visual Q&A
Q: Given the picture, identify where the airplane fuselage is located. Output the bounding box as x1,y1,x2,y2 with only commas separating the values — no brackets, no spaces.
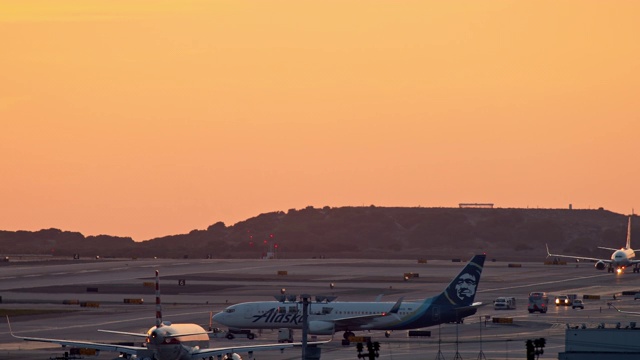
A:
146,323,210,360
214,299,475,334
214,255,486,336
612,248,636,268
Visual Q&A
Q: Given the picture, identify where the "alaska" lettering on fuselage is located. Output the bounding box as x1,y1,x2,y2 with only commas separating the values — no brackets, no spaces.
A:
252,308,303,325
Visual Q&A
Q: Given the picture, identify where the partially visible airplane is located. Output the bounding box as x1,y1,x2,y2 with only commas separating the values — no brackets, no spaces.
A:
546,216,639,274
608,302,640,315
213,254,486,339
9,270,326,360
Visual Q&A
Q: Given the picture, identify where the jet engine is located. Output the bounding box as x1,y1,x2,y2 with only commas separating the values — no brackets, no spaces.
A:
595,261,606,270
308,320,335,335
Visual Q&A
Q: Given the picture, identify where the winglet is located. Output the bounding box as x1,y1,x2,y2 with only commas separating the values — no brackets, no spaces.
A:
6,316,15,337
388,297,404,314
546,244,551,258
626,216,632,250
607,302,623,313
155,270,162,328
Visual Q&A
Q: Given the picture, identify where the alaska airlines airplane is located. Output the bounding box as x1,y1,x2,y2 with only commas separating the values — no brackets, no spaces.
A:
9,270,326,360
213,254,486,339
546,216,639,274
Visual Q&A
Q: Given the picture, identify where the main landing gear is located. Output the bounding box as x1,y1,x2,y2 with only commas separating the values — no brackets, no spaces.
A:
343,330,393,339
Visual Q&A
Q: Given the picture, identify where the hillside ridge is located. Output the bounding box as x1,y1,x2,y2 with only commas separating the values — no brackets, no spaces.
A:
1,207,636,261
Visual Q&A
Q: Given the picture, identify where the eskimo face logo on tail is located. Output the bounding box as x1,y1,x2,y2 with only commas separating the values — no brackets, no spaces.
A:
252,308,302,325
444,260,482,306
454,273,477,301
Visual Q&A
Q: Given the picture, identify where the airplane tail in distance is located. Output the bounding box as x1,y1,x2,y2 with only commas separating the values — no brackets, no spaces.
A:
155,270,162,328
433,254,486,307
626,217,632,250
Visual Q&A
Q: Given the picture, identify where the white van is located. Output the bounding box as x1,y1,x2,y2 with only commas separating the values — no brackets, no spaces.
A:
494,297,516,310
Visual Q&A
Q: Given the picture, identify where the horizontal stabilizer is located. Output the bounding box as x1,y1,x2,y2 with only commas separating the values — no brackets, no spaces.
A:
97,329,149,338
597,246,619,251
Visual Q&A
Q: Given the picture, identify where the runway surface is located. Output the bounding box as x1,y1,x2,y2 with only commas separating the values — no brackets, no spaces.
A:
2,256,640,359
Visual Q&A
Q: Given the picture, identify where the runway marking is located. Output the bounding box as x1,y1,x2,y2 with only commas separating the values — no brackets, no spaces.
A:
23,274,42,277
480,273,610,293
77,269,100,273
0,276,16,279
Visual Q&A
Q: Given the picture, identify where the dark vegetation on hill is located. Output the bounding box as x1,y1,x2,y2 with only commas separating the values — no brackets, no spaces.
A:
0,207,636,261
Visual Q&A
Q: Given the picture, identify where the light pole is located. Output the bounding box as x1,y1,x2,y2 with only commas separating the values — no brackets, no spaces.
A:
476,316,486,360
301,294,310,360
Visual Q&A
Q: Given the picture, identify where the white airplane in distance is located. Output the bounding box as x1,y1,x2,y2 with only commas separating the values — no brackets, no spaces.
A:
9,270,326,360
546,216,639,274
213,254,486,339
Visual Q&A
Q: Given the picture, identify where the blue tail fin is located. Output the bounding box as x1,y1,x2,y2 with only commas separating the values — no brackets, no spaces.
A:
433,254,486,307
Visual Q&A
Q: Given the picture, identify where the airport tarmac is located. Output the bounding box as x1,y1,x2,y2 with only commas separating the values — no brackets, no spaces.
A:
1,256,640,359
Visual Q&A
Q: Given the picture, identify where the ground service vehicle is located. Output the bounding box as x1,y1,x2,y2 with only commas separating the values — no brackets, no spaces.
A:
278,328,294,343
494,297,516,310
555,295,572,306
528,292,549,313
208,327,256,340
572,299,584,309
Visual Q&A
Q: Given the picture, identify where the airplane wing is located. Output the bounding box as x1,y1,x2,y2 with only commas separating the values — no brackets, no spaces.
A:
607,302,640,315
98,328,212,339
546,244,611,263
12,335,147,355
330,297,404,327
332,313,391,327
7,316,148,356
191,340,329,359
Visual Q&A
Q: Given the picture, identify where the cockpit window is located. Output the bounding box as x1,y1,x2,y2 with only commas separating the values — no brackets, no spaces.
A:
225,309,236,313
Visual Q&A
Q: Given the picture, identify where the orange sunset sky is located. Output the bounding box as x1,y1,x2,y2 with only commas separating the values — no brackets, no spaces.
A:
1,1,639,241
